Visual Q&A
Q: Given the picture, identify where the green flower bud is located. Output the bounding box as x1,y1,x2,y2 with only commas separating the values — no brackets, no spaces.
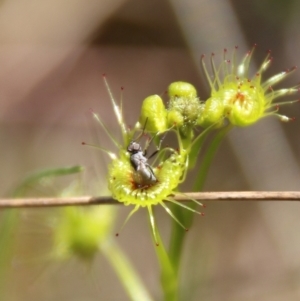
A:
167,82,202,138
167,110,184,127
168,81,197,98
139,95,167,132
54,206,116,261
197,97,224,128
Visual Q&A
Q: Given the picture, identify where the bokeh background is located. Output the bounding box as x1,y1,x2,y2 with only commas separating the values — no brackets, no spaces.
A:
1,0,300,300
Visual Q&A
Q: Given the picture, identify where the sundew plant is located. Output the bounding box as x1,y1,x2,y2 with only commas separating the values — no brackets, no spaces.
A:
83,47,299,300
1,46,298,301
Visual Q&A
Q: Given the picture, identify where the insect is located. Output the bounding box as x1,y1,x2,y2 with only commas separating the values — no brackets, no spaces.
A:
127,140,157,187
127,122,164,188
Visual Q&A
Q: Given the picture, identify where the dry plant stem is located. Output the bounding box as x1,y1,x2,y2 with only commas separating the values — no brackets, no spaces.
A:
1,191,300,208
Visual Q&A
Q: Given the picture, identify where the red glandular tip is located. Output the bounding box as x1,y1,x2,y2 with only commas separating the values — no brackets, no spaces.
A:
291,66,297,71
89,108,95,114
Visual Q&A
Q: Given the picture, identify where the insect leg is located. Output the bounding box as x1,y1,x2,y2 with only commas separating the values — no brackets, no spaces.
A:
147,133,167,160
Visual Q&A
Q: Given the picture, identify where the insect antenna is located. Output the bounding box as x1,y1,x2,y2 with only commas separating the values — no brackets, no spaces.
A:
146,131,167,160
131,117,149,144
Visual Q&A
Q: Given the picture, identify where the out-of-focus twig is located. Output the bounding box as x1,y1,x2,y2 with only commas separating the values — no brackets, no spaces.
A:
0,191,300,208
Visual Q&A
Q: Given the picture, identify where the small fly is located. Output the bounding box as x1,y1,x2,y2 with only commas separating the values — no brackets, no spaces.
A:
127,120,163,188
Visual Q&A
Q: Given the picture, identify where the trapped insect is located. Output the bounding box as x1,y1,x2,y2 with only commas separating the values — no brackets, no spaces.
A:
127,140,157,187
126,121,165,188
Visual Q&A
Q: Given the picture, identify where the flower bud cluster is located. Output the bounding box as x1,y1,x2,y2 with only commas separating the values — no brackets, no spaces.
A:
141,47,299,133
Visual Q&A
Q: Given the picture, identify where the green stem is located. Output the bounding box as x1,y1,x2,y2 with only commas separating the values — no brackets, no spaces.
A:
168,125,232,275
148,210,178,301
101,239,154,301
193,125,233,191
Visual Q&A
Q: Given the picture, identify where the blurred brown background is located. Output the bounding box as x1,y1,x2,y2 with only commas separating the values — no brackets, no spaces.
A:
1,0,300,300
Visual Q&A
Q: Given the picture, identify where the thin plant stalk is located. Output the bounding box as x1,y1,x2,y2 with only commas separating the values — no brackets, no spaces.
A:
149,211,178,301
168,125,232,275
193,125,233,191
101,239,153,301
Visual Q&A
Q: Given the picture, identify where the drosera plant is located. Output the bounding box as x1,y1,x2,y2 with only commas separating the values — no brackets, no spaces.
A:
0,45,297,301
84,75,207,247
82,75,216,301
81,46,299,301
